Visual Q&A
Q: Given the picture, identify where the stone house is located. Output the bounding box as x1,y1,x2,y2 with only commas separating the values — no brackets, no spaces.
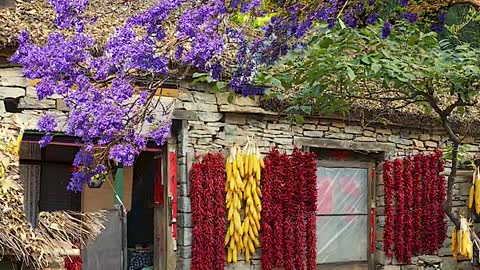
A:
1,1,479,270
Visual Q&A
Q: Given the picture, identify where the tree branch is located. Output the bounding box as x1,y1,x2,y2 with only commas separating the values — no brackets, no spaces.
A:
444,141,461,228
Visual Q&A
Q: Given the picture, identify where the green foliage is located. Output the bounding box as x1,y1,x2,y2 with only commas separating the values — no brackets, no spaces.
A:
257,20,480,122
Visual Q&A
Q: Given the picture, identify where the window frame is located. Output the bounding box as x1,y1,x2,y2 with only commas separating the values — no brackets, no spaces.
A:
316,159,375,269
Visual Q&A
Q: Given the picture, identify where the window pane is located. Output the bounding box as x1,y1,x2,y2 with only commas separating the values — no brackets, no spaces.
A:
316,215,368,264
316,167,368,215
39,163,81,211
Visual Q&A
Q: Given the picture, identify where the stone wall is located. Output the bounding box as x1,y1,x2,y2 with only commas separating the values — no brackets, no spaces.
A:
0,66,69,130
173,86,480,270
1,65,478,270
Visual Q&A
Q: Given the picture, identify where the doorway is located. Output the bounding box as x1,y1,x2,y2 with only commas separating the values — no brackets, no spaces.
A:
127,152,155,270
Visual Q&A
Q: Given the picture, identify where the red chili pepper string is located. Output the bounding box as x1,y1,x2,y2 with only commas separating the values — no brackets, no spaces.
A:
281,151,295,270
420,154,431,254
190,162,205,270
261,148,280,270
292,149,306,270
383,160,395,258
303,151,318,270
190,154,225,270
403,156,414,263
204,154,226,270
261,148,317,270
412,155,423,255
393,159,406,262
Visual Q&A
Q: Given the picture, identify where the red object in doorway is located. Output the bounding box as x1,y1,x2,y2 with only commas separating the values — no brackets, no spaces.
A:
370,208,375,253
169,152,178,239
154,158,164,205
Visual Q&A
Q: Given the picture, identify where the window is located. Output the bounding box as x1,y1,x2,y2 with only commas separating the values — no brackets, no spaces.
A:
315,165,369,264
20,142,81,216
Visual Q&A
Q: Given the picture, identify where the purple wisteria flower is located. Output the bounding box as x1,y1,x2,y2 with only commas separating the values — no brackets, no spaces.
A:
382,21,392,39
366,13,378,25
38,115,57,132
403,12,418,23
400,0,409,7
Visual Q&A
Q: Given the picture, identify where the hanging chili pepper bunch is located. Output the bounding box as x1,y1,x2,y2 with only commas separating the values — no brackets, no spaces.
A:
64,241,82,270
261,148,317,270
190,153,226,270
383,151,446,263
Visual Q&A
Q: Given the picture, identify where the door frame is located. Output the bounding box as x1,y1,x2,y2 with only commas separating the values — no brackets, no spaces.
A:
316,159,375,270
153,144,169,270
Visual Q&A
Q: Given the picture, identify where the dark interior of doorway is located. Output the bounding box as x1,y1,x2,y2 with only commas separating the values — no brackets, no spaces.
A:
127,151,155,270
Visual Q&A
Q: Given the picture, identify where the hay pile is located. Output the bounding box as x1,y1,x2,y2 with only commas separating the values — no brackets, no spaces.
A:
0,0,157,49
0,122,106,269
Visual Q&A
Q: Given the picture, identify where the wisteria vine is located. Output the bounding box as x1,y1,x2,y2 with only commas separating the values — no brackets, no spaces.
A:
10,0,454,191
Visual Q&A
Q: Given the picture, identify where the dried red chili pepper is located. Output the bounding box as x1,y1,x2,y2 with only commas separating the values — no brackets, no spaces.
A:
393,159,406,262
412,155,423,255
403,156,414,263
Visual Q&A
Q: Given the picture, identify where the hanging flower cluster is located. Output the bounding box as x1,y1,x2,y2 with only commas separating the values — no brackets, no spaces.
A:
190,153,226,270
383,151,446,263
261,148,317,270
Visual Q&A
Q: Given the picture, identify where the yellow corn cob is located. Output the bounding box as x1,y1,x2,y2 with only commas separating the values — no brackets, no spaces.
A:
259,147,265,169
244,151,249,176
468,240,473,259
245,248,251,262
229,221,234,236
225,233,230,246
249,152,255,175
227,247,233,263
468,185,474,208
251,221,258,236
255,217,260,230
248,227,255,239
234,211,241,230
252,236,260,248
243,234,249,251
452,227,457,259
248,238,255,254
475,178,480,214
238,237,244,251
462,230,469,256
257,187,262,198
235,172,244,191
232,245,237,263
457,229,462,254
244,216,250,232
226,159,232,179
234,231,240,243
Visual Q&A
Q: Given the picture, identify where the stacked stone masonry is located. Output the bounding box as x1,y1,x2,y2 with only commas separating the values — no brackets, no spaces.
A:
0,66,478,270
173,87,480,270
